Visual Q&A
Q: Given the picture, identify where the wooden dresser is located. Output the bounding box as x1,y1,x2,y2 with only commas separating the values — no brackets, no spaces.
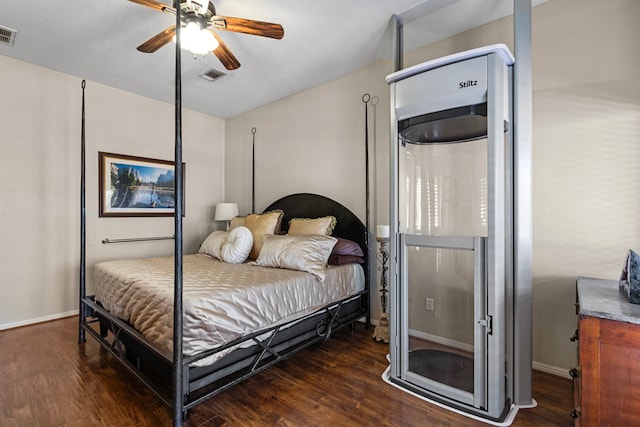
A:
573,277,640,426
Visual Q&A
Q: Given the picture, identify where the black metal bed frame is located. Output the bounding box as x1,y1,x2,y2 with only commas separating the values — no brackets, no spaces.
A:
80,289,367,414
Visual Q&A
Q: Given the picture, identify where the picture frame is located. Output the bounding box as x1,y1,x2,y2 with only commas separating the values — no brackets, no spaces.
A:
99,152,185,217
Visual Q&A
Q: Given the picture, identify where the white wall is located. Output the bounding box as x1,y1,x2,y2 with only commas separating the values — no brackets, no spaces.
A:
0,55,226,329
225,0,640,372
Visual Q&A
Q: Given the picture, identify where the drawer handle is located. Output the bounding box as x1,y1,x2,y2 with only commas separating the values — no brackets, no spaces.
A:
571,408,581,419
569,329,579,341
569,367,579,378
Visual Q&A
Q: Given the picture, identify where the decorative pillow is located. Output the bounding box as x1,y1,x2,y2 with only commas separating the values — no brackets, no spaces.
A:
288,216,337,236
255,234,338,281
328,254,365,266
198,230,227,259
244,210,284,260
331,237,364,257
220,226,253,264
198,227,253,264
229,215,246,230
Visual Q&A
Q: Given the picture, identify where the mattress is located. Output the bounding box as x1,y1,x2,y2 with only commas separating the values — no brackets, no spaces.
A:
94,253,364,365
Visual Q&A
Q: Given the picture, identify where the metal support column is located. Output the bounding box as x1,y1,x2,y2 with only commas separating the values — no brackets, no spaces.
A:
391,14,403,72
513,0,533,406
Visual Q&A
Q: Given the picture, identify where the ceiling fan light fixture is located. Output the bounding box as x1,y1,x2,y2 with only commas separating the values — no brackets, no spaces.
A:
131,0,283,69
191,28,218,54
173,21,219,55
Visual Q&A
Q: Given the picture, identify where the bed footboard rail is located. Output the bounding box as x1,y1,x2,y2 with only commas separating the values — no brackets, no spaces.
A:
183,292,366,410
80,295,185,407
182,290,366,367
80,290,367,413
81,296,173,362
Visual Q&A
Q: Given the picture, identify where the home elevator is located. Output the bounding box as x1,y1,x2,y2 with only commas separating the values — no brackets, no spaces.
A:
385,45,531,423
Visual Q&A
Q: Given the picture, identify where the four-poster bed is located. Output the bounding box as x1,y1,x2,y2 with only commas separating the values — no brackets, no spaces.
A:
78,6,371,425
79,193,370,421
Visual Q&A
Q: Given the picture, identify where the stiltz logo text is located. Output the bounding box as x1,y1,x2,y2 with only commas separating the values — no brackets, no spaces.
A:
459,80,478,89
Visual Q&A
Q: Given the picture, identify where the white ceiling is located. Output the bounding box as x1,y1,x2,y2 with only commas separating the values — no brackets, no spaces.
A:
0,0,544,119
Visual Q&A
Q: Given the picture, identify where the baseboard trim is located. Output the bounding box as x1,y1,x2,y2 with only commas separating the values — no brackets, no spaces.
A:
532,360,571,379
409,328,474,353
0,310,78,331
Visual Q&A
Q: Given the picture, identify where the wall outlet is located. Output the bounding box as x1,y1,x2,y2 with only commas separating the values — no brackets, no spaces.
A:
426,298,435,311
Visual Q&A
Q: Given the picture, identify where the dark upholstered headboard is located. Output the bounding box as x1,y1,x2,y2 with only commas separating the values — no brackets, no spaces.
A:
263,193,368,257
264,192,370,326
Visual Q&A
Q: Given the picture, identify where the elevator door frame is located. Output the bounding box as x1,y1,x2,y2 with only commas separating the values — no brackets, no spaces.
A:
399,234,487,408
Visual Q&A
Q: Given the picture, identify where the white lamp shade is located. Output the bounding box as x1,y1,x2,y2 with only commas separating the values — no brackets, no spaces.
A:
215,203,239,221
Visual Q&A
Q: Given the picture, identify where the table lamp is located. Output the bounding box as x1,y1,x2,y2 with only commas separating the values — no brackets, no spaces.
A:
215,203,238,231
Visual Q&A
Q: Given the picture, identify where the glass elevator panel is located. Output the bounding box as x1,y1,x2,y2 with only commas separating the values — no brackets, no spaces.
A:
398,137,488,237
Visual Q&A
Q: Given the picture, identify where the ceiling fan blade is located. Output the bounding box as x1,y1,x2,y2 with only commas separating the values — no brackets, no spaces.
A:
211,17,284,40
128,0,175,13
210,30,241,70
137,25,177,53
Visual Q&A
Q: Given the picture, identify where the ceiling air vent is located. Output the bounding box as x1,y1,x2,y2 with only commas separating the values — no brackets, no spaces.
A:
200,69,225,82
0,25,17,46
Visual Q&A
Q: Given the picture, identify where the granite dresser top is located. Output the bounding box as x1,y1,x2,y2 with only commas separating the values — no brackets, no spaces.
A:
577,276,640,325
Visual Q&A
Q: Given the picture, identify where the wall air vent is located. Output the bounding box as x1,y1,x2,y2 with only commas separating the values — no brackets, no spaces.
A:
0,25,17,46
200,69,225,82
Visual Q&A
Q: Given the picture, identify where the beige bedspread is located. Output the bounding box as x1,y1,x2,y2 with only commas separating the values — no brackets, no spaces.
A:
94,254,364,365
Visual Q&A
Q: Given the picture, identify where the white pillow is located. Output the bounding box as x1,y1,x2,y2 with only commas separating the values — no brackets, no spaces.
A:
220,226,253,264
254,234,337,281
198,227,253,264
198,230,227,259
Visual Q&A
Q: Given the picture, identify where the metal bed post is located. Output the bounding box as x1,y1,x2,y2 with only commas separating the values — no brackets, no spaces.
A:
362,93,372,328
78,79,86,344
251,126,256,213
172,2,185,425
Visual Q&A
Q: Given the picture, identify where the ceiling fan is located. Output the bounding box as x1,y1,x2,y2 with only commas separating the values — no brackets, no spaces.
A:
129,0,284,70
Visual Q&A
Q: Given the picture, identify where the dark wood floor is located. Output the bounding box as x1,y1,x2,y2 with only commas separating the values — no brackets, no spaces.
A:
0,317,574,426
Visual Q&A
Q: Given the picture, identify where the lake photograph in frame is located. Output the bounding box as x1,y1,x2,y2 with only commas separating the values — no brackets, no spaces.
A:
99,152,184,217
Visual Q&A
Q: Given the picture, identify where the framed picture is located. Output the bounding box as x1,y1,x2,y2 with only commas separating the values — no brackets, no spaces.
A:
99,152,185,217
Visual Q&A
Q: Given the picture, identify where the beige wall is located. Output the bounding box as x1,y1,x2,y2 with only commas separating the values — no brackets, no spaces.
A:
0,55,226,329
529,0,640,372
225,0,640,373
224,60,392,220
